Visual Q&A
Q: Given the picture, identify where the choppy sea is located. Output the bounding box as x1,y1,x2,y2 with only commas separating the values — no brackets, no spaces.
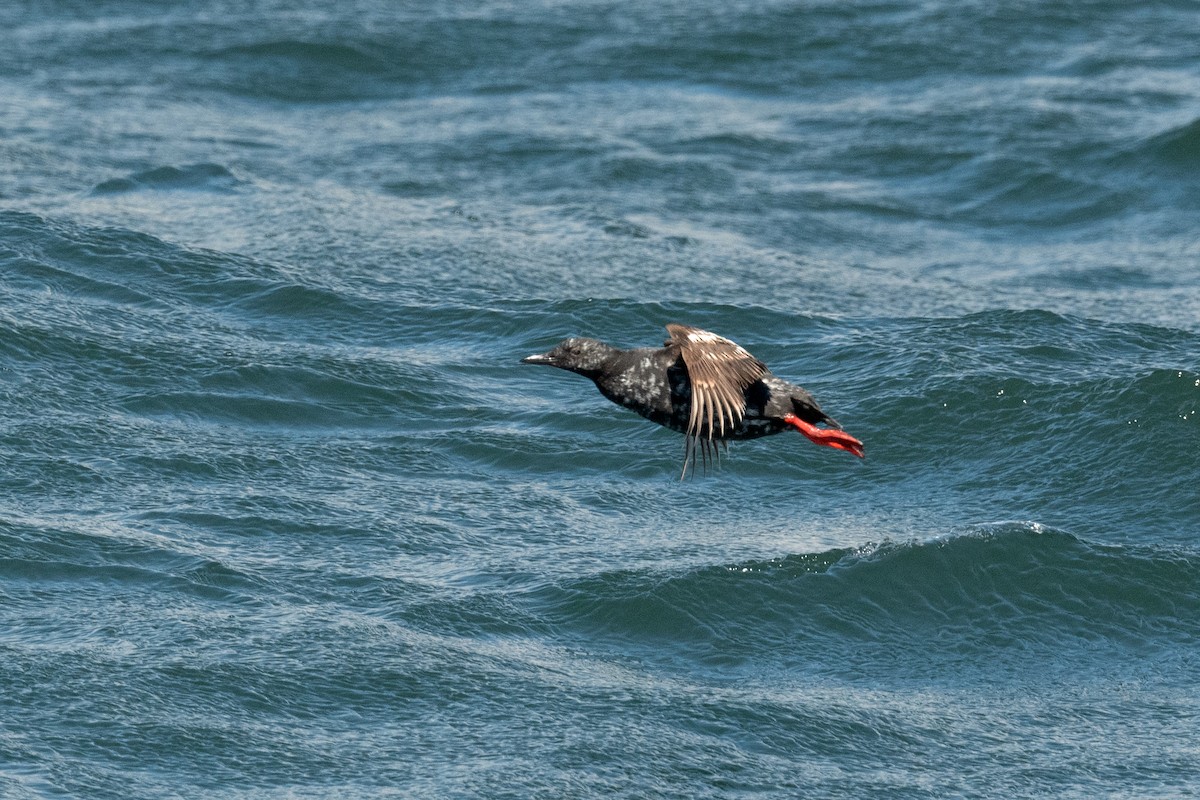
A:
2,2,1199,797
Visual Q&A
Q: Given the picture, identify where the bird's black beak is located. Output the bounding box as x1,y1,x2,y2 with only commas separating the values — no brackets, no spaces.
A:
520,351,555,365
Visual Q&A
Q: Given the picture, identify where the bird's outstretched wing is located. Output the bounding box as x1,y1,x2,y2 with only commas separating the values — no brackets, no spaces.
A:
665,323,766,441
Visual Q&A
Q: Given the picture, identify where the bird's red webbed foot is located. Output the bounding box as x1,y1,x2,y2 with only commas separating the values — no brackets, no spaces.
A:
782,414,865,458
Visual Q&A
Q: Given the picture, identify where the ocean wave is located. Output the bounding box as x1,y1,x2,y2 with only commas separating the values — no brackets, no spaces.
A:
948,159,1136,228
1097,117,1200,212
1138,117,1200,167
9,1,1185,101
0,210,278,306
204,39,401,101
0,517,268,606
528,523,1200,676
217,40,390,73
91,163,244,195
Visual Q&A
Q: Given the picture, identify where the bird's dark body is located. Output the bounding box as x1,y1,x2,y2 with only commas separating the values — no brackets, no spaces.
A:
530,335,840,441
538,342,834,441
521,325,863,474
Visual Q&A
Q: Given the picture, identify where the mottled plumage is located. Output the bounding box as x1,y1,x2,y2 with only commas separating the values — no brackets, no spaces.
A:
665,323,765,441
521,324,864,477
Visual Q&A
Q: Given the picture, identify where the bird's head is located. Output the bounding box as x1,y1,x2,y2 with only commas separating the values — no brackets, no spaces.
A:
520,337,617,377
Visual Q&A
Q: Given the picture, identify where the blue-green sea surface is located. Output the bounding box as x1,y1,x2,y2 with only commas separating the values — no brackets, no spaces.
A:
2,2,1199,798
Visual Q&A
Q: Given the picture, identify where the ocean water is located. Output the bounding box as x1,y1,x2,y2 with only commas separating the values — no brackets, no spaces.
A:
2,1,1199,797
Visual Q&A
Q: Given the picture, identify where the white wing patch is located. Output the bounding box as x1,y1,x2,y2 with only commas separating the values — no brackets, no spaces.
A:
665,323,766,441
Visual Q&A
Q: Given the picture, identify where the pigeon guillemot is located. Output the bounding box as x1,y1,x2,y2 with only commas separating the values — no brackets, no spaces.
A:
521,323,864,476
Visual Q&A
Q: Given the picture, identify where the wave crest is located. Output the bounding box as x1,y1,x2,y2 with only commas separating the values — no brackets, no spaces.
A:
530,523,1200,678
92,163,243,195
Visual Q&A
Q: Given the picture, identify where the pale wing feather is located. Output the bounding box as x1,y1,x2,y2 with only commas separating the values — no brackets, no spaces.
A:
665,324,767,442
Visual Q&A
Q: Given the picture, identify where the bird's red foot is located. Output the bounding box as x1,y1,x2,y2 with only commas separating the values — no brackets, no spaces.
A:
782,414,865,458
